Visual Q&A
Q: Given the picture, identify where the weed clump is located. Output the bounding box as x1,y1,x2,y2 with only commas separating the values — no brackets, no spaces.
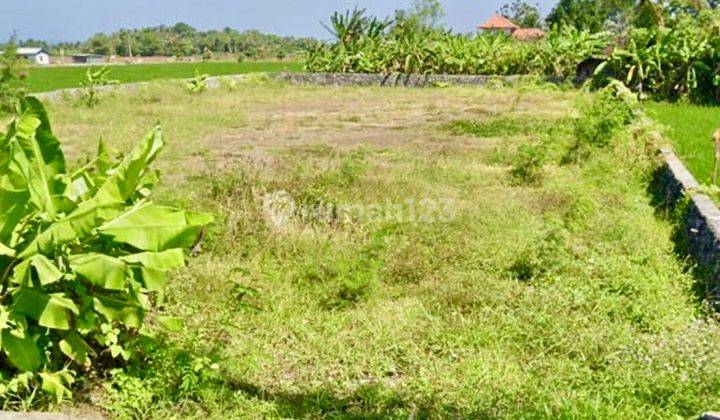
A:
510,141,547,186
566,81,637,161
509,223,569,281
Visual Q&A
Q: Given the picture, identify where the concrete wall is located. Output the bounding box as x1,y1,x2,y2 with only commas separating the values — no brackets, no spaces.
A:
657,148,720,297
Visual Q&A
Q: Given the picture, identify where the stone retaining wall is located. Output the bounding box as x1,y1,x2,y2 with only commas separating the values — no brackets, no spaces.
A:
275,72,555,88
657,148,720,296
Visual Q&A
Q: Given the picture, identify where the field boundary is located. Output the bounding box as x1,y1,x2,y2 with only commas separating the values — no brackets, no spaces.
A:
31,72,559,100
275,72,560,87
33,74,251,101
657,148,720,295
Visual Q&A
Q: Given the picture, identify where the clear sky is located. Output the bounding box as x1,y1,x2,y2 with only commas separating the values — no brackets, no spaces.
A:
1,0,559,42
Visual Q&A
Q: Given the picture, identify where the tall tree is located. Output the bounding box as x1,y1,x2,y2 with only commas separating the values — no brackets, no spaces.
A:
498,1,542,27
395,0,446,29
546,0,634,32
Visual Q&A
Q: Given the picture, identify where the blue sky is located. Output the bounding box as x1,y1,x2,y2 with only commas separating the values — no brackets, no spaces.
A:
1,0,558,42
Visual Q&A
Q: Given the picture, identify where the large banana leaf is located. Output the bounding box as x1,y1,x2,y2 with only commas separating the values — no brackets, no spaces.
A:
98,203,213,252
0,188,29,243
18,126,166,258
13,289,79,331
120,249,185,271
69,253,127,291
4,98,67,217
2,330,41,372
92,127,163,205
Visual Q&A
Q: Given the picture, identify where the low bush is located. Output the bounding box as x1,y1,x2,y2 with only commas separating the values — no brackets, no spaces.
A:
0,97,212,402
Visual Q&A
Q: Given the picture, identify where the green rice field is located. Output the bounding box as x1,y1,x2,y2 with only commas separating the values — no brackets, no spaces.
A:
646,102,720,185
25,61,302,92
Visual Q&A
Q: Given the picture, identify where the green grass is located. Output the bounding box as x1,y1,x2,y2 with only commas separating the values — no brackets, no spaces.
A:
25,82,720,418
645,102,720,185
25,61,302,92
448,116,570,138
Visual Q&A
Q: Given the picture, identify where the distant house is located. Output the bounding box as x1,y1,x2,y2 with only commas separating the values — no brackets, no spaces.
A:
71,54,105,65
477,14,545,41
0,47,50,65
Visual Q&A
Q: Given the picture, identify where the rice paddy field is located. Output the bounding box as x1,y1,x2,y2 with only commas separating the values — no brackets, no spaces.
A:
24,61,302,92
646,102,720,185
23,80,720,418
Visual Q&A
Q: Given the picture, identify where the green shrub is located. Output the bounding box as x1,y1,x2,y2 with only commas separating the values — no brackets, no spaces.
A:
0,46,27,115
0,97,212,402
568,81,637,160
510,141,547,186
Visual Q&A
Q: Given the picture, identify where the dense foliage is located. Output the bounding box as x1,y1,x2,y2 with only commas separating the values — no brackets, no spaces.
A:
546,0,636,32
0,97,212,401
9,24,317,60
307,4,720,103
596,10,720,102
0,46,27,115
306,12,607,79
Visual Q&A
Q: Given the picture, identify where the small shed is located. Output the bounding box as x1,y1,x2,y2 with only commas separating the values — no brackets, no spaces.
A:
71,54,105,65
0,47,50,65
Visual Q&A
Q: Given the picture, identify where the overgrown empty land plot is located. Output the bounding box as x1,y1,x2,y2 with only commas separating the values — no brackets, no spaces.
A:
45,81,720,418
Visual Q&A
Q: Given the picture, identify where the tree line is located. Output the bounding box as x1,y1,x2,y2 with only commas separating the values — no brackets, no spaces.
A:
501,0,719,32
11,23,318,59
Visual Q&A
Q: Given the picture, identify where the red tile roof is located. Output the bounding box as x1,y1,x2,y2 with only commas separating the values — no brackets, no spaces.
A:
512,28,545,41
477,14,519,30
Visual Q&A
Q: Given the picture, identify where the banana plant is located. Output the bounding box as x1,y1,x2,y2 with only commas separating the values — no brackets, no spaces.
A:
0,97,212,401
80,66,118,107
185,69,209,94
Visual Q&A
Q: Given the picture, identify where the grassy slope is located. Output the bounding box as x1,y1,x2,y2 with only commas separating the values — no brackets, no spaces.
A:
25,61,302,92
646,102,720,185
41,82,720,418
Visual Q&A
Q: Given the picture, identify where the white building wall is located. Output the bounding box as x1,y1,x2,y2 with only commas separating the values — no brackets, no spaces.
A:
33,53,50,66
